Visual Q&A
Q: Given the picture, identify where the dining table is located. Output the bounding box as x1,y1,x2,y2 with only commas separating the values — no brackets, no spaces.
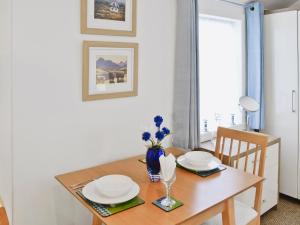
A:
55,147,264,225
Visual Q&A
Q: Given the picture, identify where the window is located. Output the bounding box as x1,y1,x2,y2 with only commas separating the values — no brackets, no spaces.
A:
199,14,244,134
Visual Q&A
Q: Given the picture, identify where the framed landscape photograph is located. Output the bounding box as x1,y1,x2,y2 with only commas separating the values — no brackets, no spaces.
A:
83,41,138,101
81,0,137,36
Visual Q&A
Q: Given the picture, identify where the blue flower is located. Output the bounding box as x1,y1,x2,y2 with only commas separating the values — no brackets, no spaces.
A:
142,132,151,141
162,127,170,135
155,131,165,141
154,115,163,128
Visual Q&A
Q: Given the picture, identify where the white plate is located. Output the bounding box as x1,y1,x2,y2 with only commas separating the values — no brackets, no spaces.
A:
82,179,140,205
184,151,214,167
95,175,133,198
177,155,221,171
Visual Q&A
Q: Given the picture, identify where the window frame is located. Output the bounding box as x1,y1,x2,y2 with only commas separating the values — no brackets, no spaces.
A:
198,13,246,142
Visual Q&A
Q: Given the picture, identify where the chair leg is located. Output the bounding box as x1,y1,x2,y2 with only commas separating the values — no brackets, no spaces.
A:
247,216,261,225
0,207,9,225
92,215,102,225
222,198,236,225
254,182,263,214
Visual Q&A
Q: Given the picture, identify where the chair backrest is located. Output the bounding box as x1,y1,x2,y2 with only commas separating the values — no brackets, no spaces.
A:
215,127,268,214
215,127,268,178
0,197,9,225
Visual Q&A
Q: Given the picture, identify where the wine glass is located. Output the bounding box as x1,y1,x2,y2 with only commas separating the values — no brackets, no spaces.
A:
214,113,222,129
161,172,176,208
209,131,216,151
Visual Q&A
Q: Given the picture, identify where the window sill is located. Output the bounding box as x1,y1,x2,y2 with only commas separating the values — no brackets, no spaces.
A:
200,124,245,143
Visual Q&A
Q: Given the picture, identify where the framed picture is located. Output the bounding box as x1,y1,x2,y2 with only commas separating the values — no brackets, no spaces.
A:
83,41,138,101
81,0,137,36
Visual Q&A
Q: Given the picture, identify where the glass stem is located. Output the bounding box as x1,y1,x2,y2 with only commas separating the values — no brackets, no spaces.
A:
166,183,171,202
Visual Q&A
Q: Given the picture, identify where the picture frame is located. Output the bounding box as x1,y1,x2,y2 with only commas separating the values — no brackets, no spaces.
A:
81,0,137,36
83,41,138,101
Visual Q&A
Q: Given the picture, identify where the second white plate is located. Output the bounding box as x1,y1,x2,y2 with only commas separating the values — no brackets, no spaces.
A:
177,155,221,171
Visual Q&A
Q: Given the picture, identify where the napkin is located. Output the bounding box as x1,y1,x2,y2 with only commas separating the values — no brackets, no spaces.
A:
159,154,176,182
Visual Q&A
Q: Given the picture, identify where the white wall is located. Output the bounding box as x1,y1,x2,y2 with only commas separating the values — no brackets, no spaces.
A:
2,1,245,224
11,0,176,225
0,0,13,222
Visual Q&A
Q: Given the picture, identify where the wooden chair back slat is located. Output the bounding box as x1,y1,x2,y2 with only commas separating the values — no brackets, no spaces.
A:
0,197,9,225
228,138,234,166
220,137,226,162
244,142,250,172
215,127,268,177
253,145,259,175
235,140,242,169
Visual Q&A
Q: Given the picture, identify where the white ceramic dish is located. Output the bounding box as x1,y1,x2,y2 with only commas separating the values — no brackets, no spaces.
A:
184,151,214,167
95,175,133,198
177,155,221,171
82,177,140,205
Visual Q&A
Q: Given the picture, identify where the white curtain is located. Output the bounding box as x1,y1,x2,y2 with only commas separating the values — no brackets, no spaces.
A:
173,0,200,150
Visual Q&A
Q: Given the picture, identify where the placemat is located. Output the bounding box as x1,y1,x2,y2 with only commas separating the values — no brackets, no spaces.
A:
152,196,183,212
176,163,227,177
77,191,145,217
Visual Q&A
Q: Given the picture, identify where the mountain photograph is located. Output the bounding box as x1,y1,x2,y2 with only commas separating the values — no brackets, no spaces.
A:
94,0,126,21
96,56,128,86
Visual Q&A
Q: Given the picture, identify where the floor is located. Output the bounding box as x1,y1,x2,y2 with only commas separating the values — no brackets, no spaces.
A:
261,195,300,225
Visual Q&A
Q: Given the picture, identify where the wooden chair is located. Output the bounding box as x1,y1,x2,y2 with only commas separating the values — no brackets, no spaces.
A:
203,127,268,225
0,197,9,225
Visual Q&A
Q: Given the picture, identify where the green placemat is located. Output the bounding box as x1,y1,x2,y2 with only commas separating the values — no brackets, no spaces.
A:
153,196,183,212
77,191,145,217
176,163,227,177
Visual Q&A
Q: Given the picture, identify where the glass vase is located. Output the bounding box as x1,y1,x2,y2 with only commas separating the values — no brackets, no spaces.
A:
146,146,165,182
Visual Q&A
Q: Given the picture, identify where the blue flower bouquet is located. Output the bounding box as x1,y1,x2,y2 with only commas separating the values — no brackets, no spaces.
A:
142,116,171,182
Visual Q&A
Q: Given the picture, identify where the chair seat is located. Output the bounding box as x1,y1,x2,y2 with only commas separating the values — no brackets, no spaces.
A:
202,200,258,225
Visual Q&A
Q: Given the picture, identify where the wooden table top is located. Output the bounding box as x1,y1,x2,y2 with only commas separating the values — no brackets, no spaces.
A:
55,148,263,225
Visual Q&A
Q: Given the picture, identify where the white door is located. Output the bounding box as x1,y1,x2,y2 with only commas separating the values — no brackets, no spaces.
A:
264,11,299,198
298,11,300,200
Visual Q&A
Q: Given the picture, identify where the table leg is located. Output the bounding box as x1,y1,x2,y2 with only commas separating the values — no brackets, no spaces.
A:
92,215,103,225
256,216,261,225
222,198,236,225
